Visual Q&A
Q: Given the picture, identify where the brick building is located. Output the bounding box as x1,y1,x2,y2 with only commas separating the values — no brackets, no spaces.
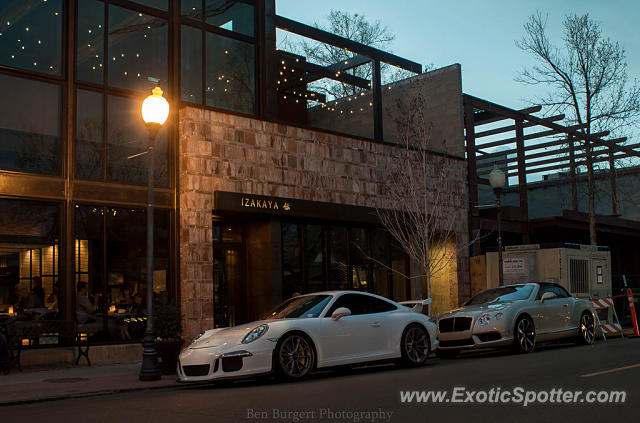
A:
0,0,468,343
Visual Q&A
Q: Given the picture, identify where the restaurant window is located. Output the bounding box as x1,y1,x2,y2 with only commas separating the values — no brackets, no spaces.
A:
0,199,60,320
0,73,61,175
350,228,369,291
371,229,390,298
304,225,325,292
282,223,302,299
391,240,409,301
181,24,203,103
76,0,104,85
76,89,104,180
327,227,348,290
107,94,168,186
0,0,63,76
74,205,171,341
182,1,255,38
108,5,168,93
205,32,255,114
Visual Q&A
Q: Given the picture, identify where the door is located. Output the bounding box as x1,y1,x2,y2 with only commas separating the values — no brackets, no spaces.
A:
212,224,246,328
536,284,572,336
316,293,378,364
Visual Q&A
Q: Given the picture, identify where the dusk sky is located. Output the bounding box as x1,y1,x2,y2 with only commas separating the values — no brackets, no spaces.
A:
276,0,640,113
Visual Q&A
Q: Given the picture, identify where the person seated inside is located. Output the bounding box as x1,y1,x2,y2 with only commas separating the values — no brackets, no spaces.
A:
77,282,132,340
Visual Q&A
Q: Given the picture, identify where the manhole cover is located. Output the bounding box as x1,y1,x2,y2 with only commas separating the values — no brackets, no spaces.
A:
43,377,89,383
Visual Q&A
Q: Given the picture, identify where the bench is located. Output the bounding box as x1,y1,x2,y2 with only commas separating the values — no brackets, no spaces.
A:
2,320,94,373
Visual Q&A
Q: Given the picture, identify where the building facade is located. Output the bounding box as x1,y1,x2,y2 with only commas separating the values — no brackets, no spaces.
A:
0,0,469,343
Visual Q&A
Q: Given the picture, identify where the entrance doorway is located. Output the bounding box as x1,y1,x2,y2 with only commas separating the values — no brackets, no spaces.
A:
212,224,246,327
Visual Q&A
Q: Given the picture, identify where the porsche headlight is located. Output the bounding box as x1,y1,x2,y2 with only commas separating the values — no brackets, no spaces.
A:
188,332,204,347
242,324,268,344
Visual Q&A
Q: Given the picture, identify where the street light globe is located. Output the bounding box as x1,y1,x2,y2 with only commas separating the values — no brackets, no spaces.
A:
488,165,506,189
141,86,169,125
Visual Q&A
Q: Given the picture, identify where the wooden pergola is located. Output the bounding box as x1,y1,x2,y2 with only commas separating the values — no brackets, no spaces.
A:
463,94,640,252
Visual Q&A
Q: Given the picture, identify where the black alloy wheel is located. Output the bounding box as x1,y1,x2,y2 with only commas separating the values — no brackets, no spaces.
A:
578,311,596,345
400,324,430,366
274,333,315,381
513,316,536,354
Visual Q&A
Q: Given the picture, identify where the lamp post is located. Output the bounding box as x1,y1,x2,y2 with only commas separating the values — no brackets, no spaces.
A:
139,86,169,381
488,165,506,286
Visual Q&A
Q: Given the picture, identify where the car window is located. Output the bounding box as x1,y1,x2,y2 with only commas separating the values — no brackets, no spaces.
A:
264,295,332,319
326,294,371,316
537,285,568,300
464,285,534,305
370,297,397,313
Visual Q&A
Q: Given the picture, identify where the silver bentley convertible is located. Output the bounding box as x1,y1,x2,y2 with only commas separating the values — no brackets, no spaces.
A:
434,283,596,357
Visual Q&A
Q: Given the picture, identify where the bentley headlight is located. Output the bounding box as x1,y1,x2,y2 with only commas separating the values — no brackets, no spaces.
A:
242,324,268,344
478,312,503,326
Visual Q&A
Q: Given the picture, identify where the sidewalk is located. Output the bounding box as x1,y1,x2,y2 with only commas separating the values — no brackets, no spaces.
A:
0,362,178,405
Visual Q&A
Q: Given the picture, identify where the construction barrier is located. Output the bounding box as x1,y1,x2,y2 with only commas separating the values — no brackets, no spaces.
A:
591,297,623,340
627,288,640,337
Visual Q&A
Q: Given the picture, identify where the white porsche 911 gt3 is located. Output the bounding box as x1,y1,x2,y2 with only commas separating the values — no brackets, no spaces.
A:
177,291,437,382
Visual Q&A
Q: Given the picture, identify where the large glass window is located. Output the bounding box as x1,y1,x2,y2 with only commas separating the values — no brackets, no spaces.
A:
74,205,170,341
205,31,255,114
350,228,369,290
181,25,202,103
107,94,168,186
76,89,104,179
108,5,168,92
304,225,324,292
205,0,254,37
0,0,63,76
0,199,60,320
182,1,255,38
0,73,60,174
76,0,104,85
371,229,390,298
391,240,409,301
281,223,301,299
327,227,348,290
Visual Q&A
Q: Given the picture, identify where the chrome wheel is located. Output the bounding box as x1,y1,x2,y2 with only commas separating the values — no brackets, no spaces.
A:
579,312,595,345
277,334,314,379
401,325,429,366
515,317,535,353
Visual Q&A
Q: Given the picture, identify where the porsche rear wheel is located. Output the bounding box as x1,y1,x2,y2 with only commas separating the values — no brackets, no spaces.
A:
400,324,430,366
578,311,596,345
513,315,536,354
274,333,315,381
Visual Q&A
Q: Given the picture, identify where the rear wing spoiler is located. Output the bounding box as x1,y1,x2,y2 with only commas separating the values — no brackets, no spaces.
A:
398,298,432,313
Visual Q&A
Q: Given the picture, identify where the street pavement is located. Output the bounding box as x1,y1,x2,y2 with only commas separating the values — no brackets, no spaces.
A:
2,338,639,423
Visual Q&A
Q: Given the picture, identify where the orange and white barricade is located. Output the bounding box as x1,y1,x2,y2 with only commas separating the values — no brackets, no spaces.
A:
626,288,640,337
591,297,623,341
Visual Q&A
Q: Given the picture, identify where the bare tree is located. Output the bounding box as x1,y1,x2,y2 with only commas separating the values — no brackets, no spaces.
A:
516,12,640,244
283,10,415,100
375,90,471,309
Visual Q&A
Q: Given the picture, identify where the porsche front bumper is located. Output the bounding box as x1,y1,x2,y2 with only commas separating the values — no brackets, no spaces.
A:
177,341,275,383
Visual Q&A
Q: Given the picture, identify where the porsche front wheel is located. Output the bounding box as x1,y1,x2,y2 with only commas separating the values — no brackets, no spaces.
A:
274,333,315,381
400,324,430,366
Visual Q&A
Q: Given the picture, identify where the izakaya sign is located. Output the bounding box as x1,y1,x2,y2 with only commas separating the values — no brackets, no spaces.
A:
240,197,291,211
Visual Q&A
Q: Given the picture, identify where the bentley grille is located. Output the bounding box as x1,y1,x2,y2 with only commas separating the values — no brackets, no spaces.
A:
438,317,472,332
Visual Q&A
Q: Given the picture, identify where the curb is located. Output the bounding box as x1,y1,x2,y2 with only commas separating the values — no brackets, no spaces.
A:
0,380,213,407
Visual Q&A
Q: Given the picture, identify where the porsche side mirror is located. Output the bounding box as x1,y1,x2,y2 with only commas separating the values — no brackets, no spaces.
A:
331,307,352,320
540,292,557,303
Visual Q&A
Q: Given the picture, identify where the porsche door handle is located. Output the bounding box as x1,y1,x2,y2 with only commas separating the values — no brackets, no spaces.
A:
563,304,569,307
371,322,381,328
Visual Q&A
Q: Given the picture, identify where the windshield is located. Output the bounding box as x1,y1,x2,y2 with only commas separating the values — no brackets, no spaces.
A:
464,285,534,306
263,295,332,320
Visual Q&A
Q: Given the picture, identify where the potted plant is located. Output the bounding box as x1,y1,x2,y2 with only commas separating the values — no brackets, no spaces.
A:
153,303,183,375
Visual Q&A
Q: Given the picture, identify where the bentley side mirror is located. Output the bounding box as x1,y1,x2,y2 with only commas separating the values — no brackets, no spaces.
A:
540,292,557,303
331,307,352,320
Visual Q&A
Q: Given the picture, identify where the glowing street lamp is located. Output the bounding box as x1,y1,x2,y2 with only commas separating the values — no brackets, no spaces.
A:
139,86,169,382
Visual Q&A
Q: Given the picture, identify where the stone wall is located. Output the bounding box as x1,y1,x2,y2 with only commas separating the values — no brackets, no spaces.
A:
179,106,469,340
